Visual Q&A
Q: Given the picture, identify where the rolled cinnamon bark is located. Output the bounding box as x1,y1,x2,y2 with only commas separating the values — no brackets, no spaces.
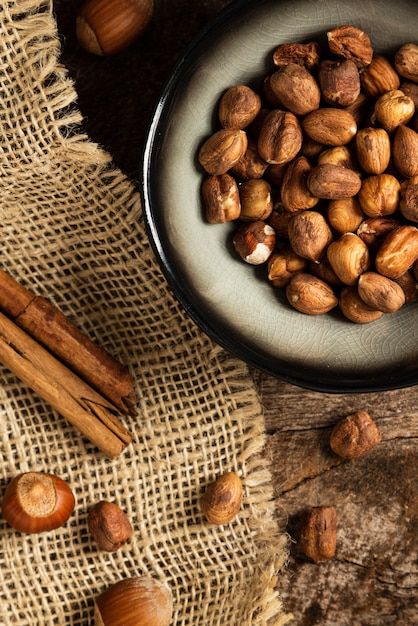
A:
0,311,133,458
0,268,136,416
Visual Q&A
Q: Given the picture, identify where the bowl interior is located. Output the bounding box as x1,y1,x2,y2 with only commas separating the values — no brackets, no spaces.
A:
142,0,418,392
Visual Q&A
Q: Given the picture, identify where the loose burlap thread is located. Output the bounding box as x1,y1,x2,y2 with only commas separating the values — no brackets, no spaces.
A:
0,2,291,624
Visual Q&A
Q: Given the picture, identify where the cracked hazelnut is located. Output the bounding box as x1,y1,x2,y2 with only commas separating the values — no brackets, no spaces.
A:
233,221,276,265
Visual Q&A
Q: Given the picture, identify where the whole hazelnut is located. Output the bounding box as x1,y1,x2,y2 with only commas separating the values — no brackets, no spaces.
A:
88,500,133,552
299,506,337,563
94,577,173,626
201,471,243,525
1,471,75,534
330,410,381,459
76,0,154,56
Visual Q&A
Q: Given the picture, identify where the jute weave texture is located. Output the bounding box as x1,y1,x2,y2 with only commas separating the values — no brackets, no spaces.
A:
0,2,290,624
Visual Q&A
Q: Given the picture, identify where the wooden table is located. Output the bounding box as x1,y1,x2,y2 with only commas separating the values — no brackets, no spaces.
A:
55,2,418,623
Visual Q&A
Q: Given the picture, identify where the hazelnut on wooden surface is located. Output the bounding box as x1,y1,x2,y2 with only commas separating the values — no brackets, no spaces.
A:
299,505,337,563
76,0,154,56
1,471,75,534
330,410,381,459
201,471,243,525
88,500,133,552
94,576,173,626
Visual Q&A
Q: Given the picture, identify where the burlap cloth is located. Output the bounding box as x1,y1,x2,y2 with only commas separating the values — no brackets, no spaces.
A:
0,2,291,624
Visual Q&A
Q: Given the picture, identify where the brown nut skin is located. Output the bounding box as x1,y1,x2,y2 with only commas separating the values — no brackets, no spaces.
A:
280,156,319,213
231,137,269,180
257,109,302,165
358,271,406,313
392,125,418,178
269,63,321,116
375,225,418,279
88,500,133,552
267,245,308,287
339,286,384,324
287,211,333,263
327,197,364,234
94,576,173,626
327,233,370,286
239,178,273,221
307,163,361,200
355,127,391,175
76,0,154,56
356,216,401,252
1,472,75,534
273,41,320,70
302,108,357,146
198,128,248,175
327,25,373,68
201,471,243,525
233,221,276,265
394,270,418,303
318,59,361,107
218,85,262,129
395,43,418,83
317,145,359,173
360,55,400,99
330,411,381,459
373,89,415,133
201,174,241,224
299,506,337,563
400,176,418,222
358,174,400,218
286,273,338,315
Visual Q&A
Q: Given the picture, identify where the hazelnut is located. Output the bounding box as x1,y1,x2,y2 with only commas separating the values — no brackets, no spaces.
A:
239,178,273,221
327,233,370,286
299,506,337,563
94,576,173,626
272,41,320,70
233,221,276,265
317,145,359,173
358,271,406,313
231,137,269,180
392,125,418,178
1,471,75,534
373,89,415,133
287,210,333,263
339,286,384,324
395,43,418,83
375,225,418,279
302,108,357,146
198,128,248,176
355,127,391,175
201,174,241,224
394,270,418,303
330,410,381,459
357,216,401,252
76,0,154,56
280,156,319,212
88,500,133,552
286,273,338,315
327,197,364,234
257,109,302,165
327,25,373,68
218,85,262,129
400,175,418,222
269,63,321,115
307,163,361,200
360,55,400,99
267,245,308,287
318,59,361,107
358,174,401,218
201,471,243,525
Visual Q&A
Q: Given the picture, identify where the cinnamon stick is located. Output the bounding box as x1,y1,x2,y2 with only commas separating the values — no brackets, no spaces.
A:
0,311,133,458
0,268,136,416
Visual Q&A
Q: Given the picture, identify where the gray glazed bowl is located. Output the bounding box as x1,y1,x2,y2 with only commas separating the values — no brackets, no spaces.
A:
142,0,418,393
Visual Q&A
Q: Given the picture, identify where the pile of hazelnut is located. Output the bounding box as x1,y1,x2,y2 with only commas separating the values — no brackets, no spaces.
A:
198,26,418,323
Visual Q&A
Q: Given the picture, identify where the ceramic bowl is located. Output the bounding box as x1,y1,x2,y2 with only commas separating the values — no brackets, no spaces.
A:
142,0,418,392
